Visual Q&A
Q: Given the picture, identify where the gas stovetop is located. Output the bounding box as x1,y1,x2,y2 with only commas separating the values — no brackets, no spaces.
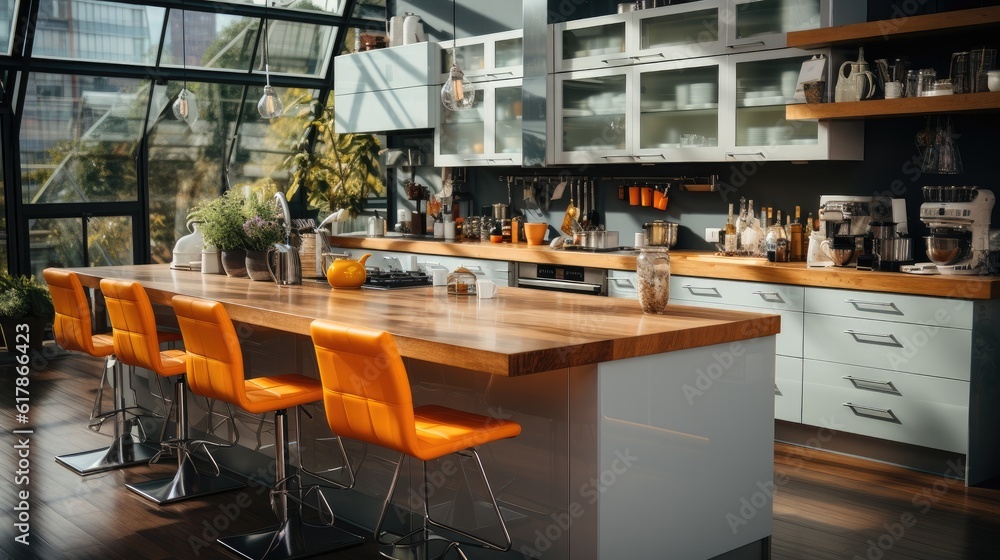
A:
363,270,432,289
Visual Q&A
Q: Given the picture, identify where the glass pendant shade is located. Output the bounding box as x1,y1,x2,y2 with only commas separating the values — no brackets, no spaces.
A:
258,84,283,119
441,62,476,111
172,88,190,120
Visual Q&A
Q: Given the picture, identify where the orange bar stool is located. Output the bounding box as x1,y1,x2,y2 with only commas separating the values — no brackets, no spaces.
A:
100,279,245,504
45,268,161,474
171,295,364,560
309,319,522,560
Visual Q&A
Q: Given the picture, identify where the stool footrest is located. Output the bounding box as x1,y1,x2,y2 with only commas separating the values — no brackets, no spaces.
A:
217,511,363,560
55,436,158,475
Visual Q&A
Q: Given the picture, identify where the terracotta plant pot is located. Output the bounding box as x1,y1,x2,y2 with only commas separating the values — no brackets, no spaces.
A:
220,250,248,278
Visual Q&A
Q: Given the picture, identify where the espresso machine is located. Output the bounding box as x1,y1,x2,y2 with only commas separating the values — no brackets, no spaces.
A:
913,186,995,275
818,195,873,267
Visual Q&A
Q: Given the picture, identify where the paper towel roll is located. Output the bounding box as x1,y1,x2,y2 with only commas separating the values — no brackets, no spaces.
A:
389,16,404,47
403,14,425,44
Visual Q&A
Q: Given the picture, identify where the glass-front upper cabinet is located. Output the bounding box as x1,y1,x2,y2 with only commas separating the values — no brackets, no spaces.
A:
435,80,523,167
553,70,631,163
553,57,724,164
724,48,863,161
554,2,724,72
724,0,866,51
439,30,523,81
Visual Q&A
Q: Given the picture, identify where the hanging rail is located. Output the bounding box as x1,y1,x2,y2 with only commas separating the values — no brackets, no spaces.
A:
597,174,719,192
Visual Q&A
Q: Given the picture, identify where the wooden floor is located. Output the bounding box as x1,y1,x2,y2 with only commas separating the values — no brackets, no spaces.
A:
3,350,1000,560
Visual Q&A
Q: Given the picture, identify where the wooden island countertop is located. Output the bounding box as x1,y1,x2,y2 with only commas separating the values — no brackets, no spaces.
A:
70,264,779,377
329,235,1000,299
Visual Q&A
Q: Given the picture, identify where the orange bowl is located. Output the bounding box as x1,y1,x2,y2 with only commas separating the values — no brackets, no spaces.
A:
523,222,548,245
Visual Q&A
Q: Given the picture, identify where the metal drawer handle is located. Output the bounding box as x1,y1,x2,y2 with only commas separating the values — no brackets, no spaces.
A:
463,158,492,162
601,155,635,160
843,402,901,423
727,41,767,50
635,154,667,160
611,278,636,289
600,56,632,64
774,384,782,397
844,299,903,315
725,152,766,159
844,329,903,348
682,284,722,298
843,376,901,395
752,290,785,304
629,53,666,61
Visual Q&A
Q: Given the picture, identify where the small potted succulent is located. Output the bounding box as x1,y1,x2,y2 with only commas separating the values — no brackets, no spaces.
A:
0,271,55,352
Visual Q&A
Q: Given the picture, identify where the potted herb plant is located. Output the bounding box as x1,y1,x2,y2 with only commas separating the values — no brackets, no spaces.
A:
0,272,55,352
284,98,385,220
191,189,251,277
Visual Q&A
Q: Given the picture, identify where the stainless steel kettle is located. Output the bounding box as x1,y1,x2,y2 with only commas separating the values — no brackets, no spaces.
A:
267,242,302,285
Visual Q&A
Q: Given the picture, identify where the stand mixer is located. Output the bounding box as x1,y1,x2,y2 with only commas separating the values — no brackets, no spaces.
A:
914,186,995,275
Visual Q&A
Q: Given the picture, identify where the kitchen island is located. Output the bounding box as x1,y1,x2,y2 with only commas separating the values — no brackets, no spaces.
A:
69,264,779,560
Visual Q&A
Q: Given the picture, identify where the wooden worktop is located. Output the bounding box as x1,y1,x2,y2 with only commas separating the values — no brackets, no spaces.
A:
329,236,1000,300
70,265,778,377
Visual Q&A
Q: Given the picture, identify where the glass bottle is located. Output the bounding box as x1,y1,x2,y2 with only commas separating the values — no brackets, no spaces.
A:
790,205,804,261
765,209,787,262
636,247,670,314
736,197,748,255
724,203,737,254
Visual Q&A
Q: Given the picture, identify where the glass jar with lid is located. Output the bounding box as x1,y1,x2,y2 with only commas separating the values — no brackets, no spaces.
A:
447,267,478,296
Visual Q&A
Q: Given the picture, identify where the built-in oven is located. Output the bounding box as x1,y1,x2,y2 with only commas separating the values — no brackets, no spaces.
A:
514,263,607,296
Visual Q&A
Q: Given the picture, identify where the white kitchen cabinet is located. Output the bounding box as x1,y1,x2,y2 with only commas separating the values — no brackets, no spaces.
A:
724,0,865,52
434,79,523,167
552,49,863,164
724,48,863,162
607,270,638,300
553,57,725,164
438,30,523,81
669,274,802,422
333,42,441,133
802,359,969,454
551,0,864,73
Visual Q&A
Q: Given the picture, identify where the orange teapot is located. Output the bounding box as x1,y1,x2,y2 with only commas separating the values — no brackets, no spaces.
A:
326,253,371,288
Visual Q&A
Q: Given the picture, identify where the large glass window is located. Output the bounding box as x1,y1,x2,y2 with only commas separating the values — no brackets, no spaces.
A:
1,1,16,56
32,0,165,65
1,123,6,273
20,73,145,204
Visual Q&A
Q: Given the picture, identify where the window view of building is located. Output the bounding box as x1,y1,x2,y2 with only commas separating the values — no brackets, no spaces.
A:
2,0,386,277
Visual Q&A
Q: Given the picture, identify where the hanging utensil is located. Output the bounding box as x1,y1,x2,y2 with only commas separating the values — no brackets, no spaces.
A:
588,179,599,228
561,181,577,235
552,176,568,200
580,180,590,230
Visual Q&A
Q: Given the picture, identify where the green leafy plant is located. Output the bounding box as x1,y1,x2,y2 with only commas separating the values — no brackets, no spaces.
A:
0,272,55,321
284,98,384,218
190,189,251,250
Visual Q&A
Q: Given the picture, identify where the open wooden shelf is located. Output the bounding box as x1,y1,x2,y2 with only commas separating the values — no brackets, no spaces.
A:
787,6,1000,49
786,91,1000,120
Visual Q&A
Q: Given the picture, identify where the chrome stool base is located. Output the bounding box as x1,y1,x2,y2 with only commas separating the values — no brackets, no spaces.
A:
217,509,363,560
126,455,244,505
55,435,158,475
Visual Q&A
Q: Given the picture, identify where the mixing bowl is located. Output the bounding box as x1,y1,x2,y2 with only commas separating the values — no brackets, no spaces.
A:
830,247,855,266
924,236,965,265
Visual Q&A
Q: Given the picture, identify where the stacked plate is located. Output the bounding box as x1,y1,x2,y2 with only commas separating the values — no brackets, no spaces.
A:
744,126,769,145
689,82,717,105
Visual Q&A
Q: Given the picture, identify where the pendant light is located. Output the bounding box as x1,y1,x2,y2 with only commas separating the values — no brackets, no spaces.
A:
440,1,476,111
257,3,283,119
172,2,194,122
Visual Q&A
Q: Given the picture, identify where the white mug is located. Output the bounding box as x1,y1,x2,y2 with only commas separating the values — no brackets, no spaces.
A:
476,279,498,299
988,70,1000,92
884,81,903,99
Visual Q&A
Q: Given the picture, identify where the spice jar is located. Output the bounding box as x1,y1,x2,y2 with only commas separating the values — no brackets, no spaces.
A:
636,247,670,314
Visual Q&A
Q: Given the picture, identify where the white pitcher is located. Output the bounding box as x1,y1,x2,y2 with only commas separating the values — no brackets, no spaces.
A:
835,48,876,102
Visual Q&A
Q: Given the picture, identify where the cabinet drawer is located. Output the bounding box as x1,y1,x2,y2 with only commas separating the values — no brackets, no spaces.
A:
803,314,971,381
334,86,437,133
775,356,802,424
805,287,973,330
802,360,968,453
675,299,801,358
671,276,804,312
608,271,638,300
